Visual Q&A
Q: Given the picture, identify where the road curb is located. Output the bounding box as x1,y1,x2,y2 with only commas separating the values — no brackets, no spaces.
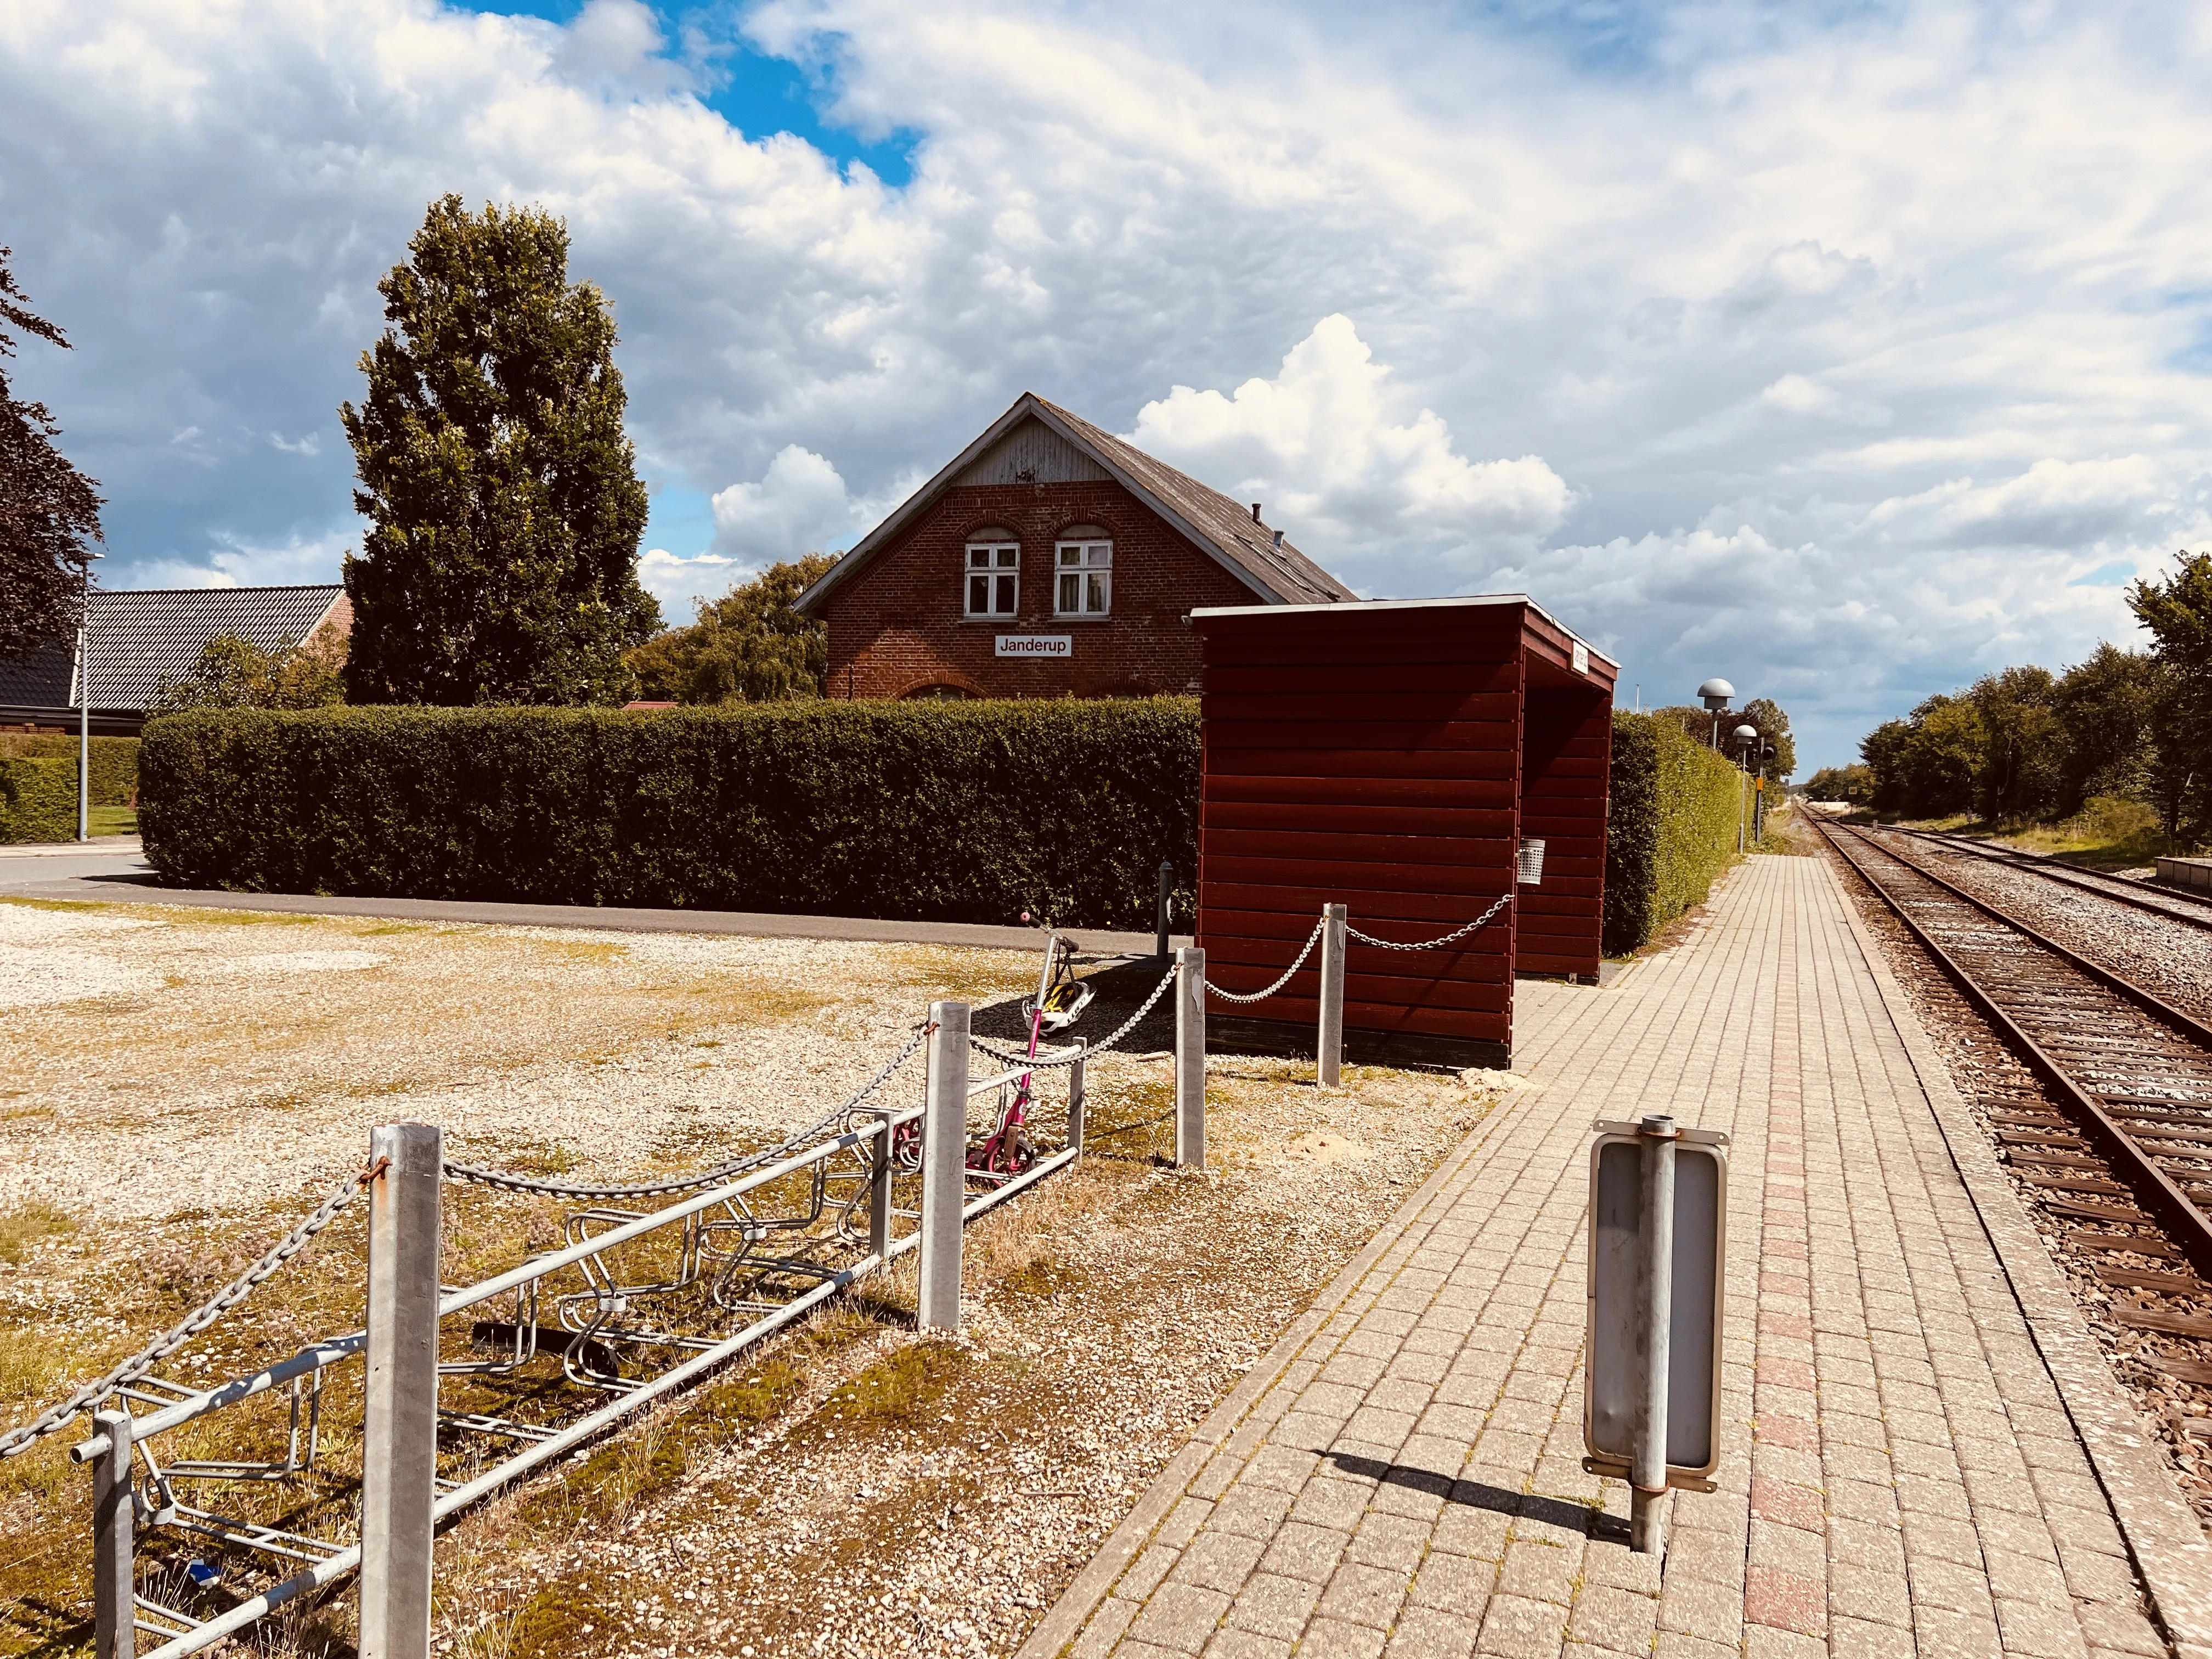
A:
1012,1087,1514,1659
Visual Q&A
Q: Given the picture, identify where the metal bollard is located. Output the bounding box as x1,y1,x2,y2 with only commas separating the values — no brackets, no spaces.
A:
360,1122,442,1659
1631,1114,1679,1555
918,1002,969,1331
1068,1040,1088,1162
92,1407,134,1659
1317,904,1347,1088
1175,946,1206,1170
1155,860,1175,958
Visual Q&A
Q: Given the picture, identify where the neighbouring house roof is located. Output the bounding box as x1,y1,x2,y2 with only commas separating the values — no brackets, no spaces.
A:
793,393,1360,616
0,584,347,716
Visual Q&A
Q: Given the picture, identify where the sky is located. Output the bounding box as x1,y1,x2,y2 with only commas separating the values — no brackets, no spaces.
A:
3,0,2209,770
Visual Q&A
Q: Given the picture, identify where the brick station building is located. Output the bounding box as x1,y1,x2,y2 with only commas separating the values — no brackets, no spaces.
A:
793,393,1358,699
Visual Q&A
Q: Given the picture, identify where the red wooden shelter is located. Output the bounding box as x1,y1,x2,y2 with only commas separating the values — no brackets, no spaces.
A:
1190,595,1619,1070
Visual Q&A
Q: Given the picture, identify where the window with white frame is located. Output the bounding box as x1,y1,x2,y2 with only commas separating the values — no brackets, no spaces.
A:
1054,532,1112,616
964,534,1019,618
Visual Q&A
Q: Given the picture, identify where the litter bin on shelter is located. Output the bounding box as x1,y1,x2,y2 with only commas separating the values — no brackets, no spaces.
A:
1190,595,1618,1070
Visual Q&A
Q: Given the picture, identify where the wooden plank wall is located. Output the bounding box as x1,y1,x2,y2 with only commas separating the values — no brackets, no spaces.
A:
1194,606,1525,1056
1516,683,1612,976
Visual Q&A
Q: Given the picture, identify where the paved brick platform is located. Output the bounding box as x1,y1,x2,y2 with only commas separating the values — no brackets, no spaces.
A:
1021,855,2212,1659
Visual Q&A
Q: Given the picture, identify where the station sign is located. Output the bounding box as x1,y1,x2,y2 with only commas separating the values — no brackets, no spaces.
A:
996,635,1071,658
1583,1118,1729,1491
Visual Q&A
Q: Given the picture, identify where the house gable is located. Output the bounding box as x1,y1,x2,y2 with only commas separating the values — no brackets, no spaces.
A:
952,417,1113,487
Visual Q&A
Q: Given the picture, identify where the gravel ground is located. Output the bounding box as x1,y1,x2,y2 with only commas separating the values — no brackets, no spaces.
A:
1824,839,2212,1529
1870,828,2212,1025
0,895,1503,1658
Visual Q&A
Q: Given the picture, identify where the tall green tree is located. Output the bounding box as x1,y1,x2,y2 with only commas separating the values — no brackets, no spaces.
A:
627,553,836,704
0,247,103,661
341,196,659,706
2131,552,2212,836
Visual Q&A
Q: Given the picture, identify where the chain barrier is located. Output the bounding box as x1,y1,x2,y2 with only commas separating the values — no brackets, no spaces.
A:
0,1175,365,1459
1205,916,1325,1004
970,961,1180,1068
1347,891,1513,952
443,1022,932,1200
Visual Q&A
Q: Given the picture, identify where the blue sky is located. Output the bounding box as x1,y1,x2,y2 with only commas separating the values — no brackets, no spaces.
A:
3,0,2208,769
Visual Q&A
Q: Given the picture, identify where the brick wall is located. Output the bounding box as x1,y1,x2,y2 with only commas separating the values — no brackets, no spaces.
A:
822,481,1265,699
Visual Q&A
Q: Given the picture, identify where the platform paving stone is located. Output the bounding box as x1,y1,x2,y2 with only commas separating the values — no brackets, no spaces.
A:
1022,855,2212,1659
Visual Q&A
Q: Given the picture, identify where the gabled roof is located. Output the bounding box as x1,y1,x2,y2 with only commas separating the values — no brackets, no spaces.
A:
0,585,346,713
793,393,1359,615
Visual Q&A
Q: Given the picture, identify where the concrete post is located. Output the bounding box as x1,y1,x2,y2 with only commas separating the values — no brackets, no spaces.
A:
867,1113,895,1260
360,1122,442,1659
1317,905,1347,1088
918,1002,969,1331
1068,1040,1087,1161
1631,1113,1679,1555
92,1407,134,1659
1175,947,1206,1170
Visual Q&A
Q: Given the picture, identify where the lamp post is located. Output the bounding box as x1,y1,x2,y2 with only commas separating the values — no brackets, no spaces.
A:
1733,724,1758,853
1697,678,1735,750
76,550,105,844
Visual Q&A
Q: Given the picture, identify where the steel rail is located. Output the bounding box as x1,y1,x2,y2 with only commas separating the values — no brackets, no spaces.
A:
1819,818,2212,1282
1849,826,2212,1050
1892,825,2212,931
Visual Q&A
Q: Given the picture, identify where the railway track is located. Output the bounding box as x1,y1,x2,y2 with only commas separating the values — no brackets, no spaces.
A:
1894,823,2212,932
1816,819,2212,1386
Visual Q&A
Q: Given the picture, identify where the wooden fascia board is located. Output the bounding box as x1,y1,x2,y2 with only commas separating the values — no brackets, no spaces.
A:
791,396,1051,616
1019,403,1281,604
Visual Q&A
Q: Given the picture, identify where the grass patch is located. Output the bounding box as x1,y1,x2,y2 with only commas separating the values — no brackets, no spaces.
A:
88,805,137,837
0,1199,77,1265
820,1340,969,1426
999,1255,1088,1301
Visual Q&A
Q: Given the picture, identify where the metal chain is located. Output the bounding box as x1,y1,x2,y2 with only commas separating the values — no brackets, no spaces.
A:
0,1176,364,1458
1205,917,1325,1004
1346,891,1513,952
444,1023,932,1200
970,962,1181,1068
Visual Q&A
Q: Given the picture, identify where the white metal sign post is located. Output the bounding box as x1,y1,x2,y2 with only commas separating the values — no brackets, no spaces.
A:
1583,1115,1729,1556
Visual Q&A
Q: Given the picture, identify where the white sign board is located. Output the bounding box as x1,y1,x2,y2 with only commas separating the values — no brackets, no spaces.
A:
1583,1119,1728,1488
1572,640,1589,676
996,635,1071,659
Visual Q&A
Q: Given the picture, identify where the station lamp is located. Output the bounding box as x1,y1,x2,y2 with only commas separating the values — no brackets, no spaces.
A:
1698,677,1735,749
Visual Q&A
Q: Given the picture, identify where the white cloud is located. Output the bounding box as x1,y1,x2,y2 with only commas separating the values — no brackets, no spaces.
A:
709,444,869,565
1125,316,1573,579
5,1,2212,764
636,548,742,620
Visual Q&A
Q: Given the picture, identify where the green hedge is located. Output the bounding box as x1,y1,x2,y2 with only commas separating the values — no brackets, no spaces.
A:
1604,711,1744,954
0,735,138,806
140,702,1201,928
0,757,80,844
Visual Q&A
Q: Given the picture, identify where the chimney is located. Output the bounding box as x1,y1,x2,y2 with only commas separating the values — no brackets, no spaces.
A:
1250,503,1261,523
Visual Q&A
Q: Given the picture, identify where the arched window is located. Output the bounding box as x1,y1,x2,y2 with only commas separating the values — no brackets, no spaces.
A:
1054,526,1111,616
902,684,973,701
964,529,1019,618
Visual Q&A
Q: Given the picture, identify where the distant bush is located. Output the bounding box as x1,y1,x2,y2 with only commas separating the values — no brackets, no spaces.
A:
139,701,1201,928
0,733,137,806
0,756,78,844
1605,712,1743,954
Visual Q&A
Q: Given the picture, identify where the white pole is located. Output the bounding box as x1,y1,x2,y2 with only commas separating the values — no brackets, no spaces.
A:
1175,947,1206,1170
360,1122,442,1659
1317,905,1347,1088
1630,1114,1678,1555
77,580,89,843
918,1002,969,1331
92,1407,134,1659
